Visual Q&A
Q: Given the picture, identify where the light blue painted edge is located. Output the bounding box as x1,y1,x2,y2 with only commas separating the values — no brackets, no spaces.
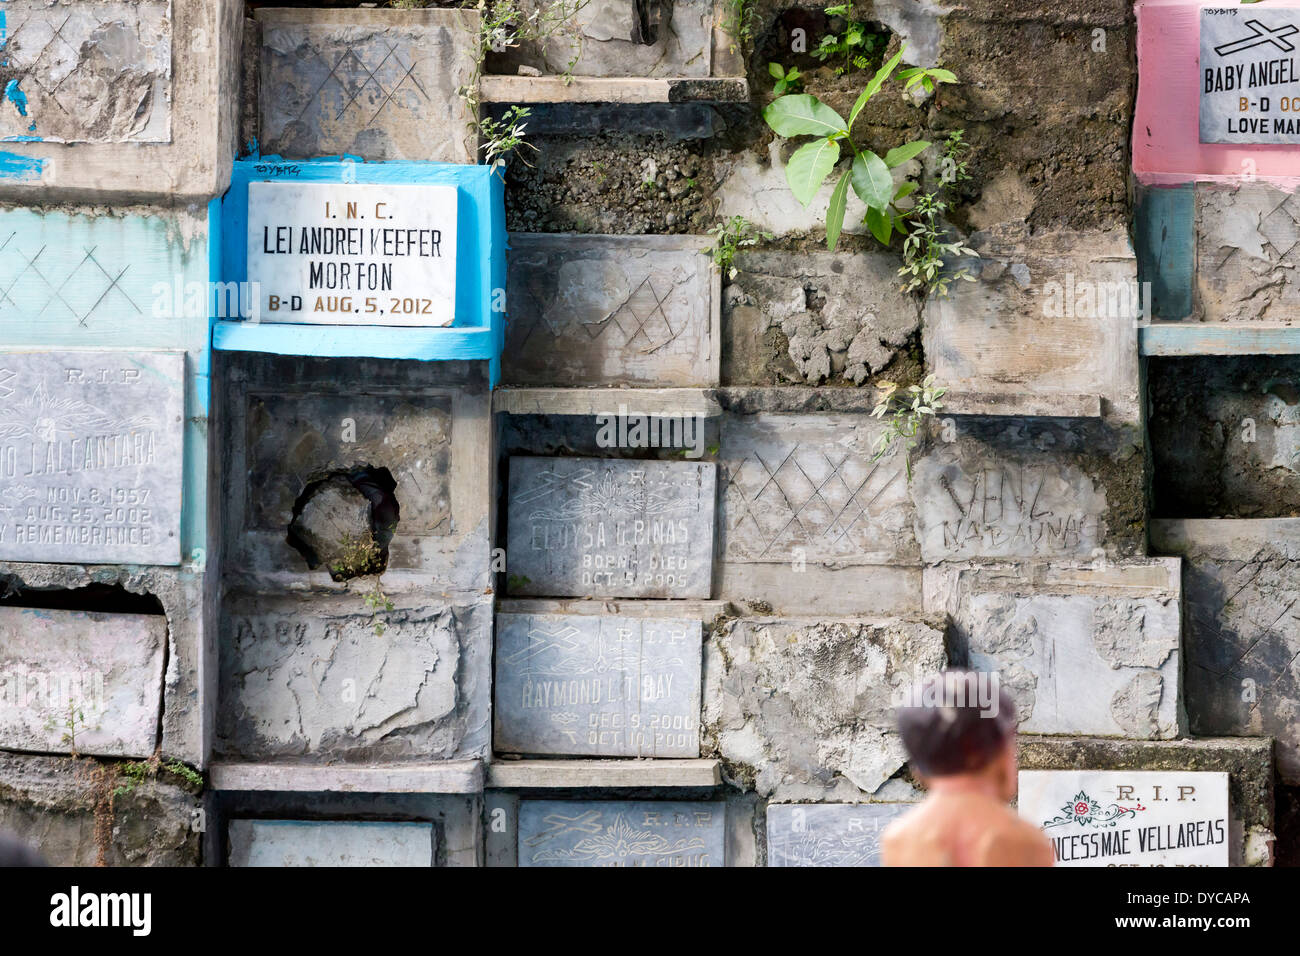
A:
1140,323,1300,355
1134,184,1194,321
213,157,507,385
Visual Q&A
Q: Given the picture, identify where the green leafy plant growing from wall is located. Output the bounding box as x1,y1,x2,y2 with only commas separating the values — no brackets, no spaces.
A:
763,47,973,295
705,215,773,280
898,130,976,297
813,5,888,76
454,0,591,165
332,532,395,637
870,374,946,480
769,62,803,95
725,0,759,53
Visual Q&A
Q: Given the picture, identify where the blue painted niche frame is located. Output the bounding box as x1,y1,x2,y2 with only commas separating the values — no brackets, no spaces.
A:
212,158,506,384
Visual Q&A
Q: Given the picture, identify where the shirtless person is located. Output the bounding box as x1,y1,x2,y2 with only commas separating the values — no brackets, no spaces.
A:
882,670,1054,867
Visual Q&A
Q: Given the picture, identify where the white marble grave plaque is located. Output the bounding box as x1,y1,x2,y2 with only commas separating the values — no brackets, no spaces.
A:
0,350,184,565
1201,7,1300,144
766,804,910,867
494,613,702,757
247,182,457,326
506,457,717,599
1019,770,1230,867
519,800,724,867
228,820,435,867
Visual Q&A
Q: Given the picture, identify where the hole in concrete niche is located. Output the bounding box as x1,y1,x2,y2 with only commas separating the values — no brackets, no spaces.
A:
631,0,662,46
286,465,400,581
0,581,164,616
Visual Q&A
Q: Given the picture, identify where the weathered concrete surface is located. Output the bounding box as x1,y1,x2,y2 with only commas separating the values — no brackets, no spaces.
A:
256,7,478,162
506,456,717,599
0,752,201,866
910,416,1145,560
1149,356,1300,518
287,476,381,577
502,235,719,387
518,799,725,867
926,561,1182,739
0,564,207,767
0,0,170,144
723,251,920,386
1018,735,1276,867
702,616,949,801
490,0,716,78
765,802,911,867
719,413,915,564
228,820,435,867
1195,184,1300,323
222,355,490,594
1152,518,1300,786
494,613,702,757
0,0,242,202
0,349,185,566
217,594,491,763
0,607,166,758
923,226,1140,423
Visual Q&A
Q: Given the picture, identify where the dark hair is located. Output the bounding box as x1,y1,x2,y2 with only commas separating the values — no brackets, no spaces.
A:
896,670,1017,777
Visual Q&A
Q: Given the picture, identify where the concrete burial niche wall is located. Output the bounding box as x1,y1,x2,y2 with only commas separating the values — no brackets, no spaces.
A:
254,7,479,163
228,820,436,867
0,0,243,202
216,354,493,764
0,204,218,766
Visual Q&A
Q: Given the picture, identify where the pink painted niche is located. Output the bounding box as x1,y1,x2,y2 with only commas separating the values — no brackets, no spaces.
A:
1135,0,1300,188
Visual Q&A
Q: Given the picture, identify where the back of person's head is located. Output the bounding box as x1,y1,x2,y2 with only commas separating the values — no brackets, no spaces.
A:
896,670,1017,778
0,829,45,867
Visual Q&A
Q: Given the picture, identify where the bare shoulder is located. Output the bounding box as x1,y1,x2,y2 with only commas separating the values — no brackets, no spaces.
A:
975,816,1055,867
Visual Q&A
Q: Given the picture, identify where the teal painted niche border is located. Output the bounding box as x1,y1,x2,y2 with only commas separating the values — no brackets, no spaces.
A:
211,157,507,385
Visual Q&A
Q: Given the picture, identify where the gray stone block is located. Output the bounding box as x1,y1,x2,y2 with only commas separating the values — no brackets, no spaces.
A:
909,421,1131,562
492,0,716,78
925,561,1183,740
218,593,491,762
505,456,717,599
719,413,915,566
518,799,724,867
502,234,719,387
1152,517,1300,785
1196,183,1300,323
0,0,170,144
0,349,185,566
0,607,165,758
702,616,949,801
256,7,478,162
228,820,436,867
923,226,1140,423
724,251,920,386
0,0,242,202
494,612,702,757
766,803,911,867
0,752,201,866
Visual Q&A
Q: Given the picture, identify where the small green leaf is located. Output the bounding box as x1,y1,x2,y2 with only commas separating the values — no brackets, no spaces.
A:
764,94,848,138
826,170,851,251
769,62,783,79
850,150,893,209
894,181,919,201
786,138,841,205
865,205,893,245
928,68,958,83
884,140,930,168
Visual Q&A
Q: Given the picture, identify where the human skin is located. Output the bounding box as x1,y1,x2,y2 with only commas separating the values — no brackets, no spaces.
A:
881,738,1055,867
